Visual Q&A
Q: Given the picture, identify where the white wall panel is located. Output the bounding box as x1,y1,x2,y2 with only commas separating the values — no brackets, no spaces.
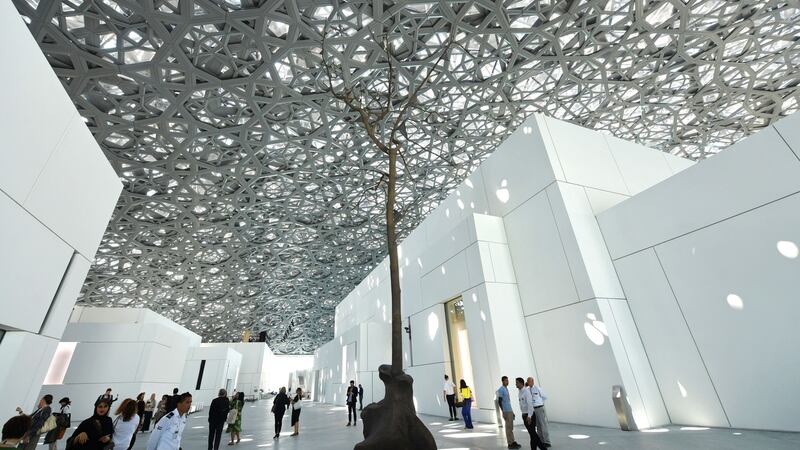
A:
546,183,595,301
408,304,449,367
555,182,625,299
406,362,449,417
0,192,73,332
0,332,58,415
40,254,92,339
540,117,628,194
599,126,800,259
420,250,471,307
479,116,557,217
655,193,800,431
0,9,76,202
598,298,669,428
525,301,622,428
24,113,122,259
772,111,800,160
504,191,579,315
662,152,696,175
584,187,629,216
613,249,729,427
604,134,673,195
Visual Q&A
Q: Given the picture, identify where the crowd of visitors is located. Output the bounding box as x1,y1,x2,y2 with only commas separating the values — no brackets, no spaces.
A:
442,373,552,449
5,376,550,449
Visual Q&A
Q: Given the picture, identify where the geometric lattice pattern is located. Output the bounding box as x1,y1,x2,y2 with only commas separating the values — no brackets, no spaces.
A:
14,1,800,353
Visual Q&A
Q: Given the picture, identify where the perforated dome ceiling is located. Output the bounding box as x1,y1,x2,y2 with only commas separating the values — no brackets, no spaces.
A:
14,0,800,353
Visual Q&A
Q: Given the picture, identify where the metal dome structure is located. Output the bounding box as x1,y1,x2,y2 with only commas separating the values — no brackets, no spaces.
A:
13,0,800,353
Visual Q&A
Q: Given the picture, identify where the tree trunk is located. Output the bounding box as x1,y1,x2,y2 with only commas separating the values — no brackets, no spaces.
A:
386,147,403,373
355,145,437,450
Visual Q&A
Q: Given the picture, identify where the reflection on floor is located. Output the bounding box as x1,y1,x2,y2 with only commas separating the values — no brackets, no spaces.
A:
126,400,800,450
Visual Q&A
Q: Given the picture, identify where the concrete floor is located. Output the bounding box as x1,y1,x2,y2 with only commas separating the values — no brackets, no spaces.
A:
124,400,800,450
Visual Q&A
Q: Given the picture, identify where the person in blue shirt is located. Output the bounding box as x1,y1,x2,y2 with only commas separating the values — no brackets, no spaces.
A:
497,376,520,449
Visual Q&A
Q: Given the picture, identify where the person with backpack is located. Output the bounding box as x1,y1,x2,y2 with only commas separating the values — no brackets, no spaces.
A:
226,392,244,445
44,397,71,450
208,389,230,450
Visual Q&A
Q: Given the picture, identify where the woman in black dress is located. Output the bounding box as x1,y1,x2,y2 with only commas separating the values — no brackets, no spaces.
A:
67,400,113,450
289,388,303,436
271,388,290,439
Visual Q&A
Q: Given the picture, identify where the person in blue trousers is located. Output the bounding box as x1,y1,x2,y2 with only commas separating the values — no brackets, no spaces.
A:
459,379,474,429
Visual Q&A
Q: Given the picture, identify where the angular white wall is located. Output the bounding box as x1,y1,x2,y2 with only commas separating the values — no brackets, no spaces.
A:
0,9,121,416
315,113,694,429
598,112,800,432
203,342,273,397
39,307,201,420
180,346,242,408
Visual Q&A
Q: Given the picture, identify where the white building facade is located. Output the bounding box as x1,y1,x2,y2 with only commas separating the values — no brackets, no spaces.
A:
312,112,800,433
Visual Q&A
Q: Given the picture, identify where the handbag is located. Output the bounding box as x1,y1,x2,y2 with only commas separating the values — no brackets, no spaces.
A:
39,415,58,434
56,412,71,429
226,408,238,424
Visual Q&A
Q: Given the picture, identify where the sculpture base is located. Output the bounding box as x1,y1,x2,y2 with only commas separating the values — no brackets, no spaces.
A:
354,364,437,450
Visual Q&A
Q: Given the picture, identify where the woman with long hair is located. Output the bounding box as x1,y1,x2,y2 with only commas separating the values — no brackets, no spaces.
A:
289,388,303,437
459,379,474,429
66,399,113,450
111,399,140,450
226,392,244,445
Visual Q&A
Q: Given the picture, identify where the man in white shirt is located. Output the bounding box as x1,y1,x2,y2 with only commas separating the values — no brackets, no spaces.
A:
443,374,458,421
516,378,546,450
147,393,191,450
527,377,551,447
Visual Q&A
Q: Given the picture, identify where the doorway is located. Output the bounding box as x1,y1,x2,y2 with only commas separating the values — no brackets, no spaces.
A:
444,296,477,406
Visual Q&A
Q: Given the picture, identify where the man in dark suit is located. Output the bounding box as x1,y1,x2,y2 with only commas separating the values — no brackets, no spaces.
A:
166,388,180,412
358,384,364,410
207,389,230,450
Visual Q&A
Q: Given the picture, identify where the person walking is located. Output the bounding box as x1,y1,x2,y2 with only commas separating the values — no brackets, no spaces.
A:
443,374,458,421
497,377,521,449
271,388,290,439
357,384,364,411
459,380,474,429
142,394,157,432
147,392,191,450
44,397,71,450
66,399,114,450
165,388,180,413
345,381,358,426
18,394,53,450
208,389,230,450
516,378,546,450
96,389,118,407
289,388,303,436
112,399,141,450
152,395,169,426
1,415,31,448
227,392,244,445
527,377,551,447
